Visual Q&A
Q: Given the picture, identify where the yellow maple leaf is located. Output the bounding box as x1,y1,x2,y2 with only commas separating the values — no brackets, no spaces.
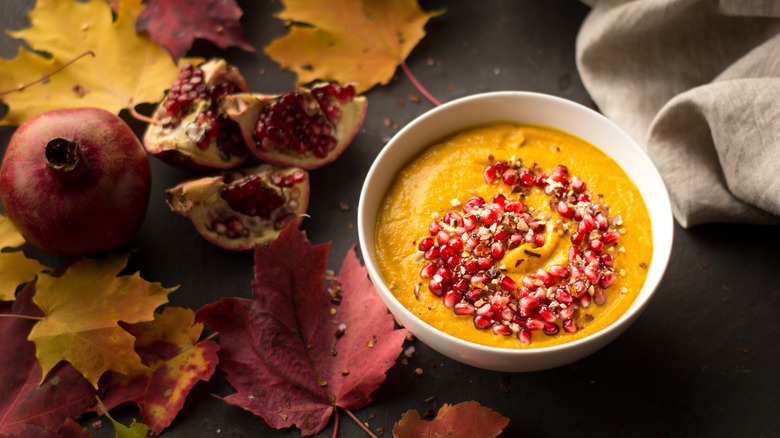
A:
28,253,177,388
0,214,25,250
0,0,200,126
265,0,444,94
0,252,48,301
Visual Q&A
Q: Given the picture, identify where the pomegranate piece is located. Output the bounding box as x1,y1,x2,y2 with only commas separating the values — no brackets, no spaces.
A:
165,164,309,251
223,82,367,170
144,58,251,170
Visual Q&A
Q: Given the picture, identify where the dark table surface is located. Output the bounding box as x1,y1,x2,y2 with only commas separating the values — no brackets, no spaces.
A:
2,1,780,437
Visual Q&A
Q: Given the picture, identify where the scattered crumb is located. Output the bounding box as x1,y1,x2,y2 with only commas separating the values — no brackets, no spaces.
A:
401,357,409,365
339,201,350,211
91,420,103,430
405,332,416,342
426,57,435,66
376,427,385,436
347,223,353,229
409,93,421,103
424,395,436,403
739,346,748,353
414,367,424,375
397,97,405,107
639,262,648,269
447,83,454,90
700,261,707,268
404,346,415,358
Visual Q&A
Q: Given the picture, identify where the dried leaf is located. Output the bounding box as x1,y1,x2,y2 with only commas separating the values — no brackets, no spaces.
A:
0,0,200,126
0,214,25,250
100,307,219,436
393,401,510,438
0,252,48,301
196,224,407,436
265,0,444,93
0,284,96,436
137,0,255,61
28,253,177,388
96,397,150,438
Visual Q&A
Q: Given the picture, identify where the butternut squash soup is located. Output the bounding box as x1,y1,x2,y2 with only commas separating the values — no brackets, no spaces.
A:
374,122,652,348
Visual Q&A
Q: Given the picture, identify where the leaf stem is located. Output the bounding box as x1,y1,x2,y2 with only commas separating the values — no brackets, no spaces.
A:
332,408,339,438
343,408,378,438
128,104,161,125
0,313,44,321
400,61,441,107
0,50,95,96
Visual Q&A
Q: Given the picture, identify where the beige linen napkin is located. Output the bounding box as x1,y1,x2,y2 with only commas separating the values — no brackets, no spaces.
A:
576,0,780,227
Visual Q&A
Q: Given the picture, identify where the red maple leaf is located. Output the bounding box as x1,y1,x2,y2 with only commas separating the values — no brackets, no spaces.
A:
393,401,510,438
0,283,96,436
136,0,255,61
196,225,407,436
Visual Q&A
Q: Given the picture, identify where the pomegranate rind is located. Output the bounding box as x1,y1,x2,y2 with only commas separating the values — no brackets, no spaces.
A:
0,108,151,256
166,165,310,251
223,87,368,170
142,58,250,170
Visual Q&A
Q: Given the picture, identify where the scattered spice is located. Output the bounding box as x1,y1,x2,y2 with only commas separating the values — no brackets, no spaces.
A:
639,262,648,269
424,395,436,403
523,249,541,258
414,367,424,375
409,93,421,103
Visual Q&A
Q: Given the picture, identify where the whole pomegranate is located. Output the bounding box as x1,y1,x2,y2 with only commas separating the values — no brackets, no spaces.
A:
0,108,151,256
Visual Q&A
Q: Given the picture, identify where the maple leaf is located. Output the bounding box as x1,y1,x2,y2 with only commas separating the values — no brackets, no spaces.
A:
28,253,177,388
264,0,444,94
0,0,200,126
137,0,255,62
0,284,96,437
392,401,510,438
99,306,219,436
196,224,407,436
0,252,48,301
0,214,25,250
96,397,151,438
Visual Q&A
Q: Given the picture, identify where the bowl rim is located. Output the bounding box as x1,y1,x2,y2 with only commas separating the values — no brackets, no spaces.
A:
358,90,674,358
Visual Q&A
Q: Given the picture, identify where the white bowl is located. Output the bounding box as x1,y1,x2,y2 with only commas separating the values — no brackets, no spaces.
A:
357,91,673,372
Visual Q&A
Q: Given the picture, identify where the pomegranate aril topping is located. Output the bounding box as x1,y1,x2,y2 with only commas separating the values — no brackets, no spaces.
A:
463,196,485,213
543,322,560,336
423,247,439,260
453,278,469,292
580,212,596,232
464,289,482,303
518,172,535,188
443,290,461,308
595,213,609,231
476,303,497,319
583,250,600,266
548,264,569,280
418,236,435,251
563,319,578,333
462,214,477,230
600,253,615,267
603,230,621,244
498,275,518,293
508,233,523,249
570,175,586,192
436,230,451,246
584,266,600,284
518,329,532,344
494,161,508,173
556,288,574,303
589,239,604,253
428,221,441,235
572,279,588,297
525,317,544,331
473,315,494,330
490,242,505,260
558,305,574,320
446,254,461,268
532,233,545,247
593,286,607,305
599,272,617,289
493,324,513,336
504,200,525,213
443,211,463,226
477,256,494,270
454,302,476,315
579,293,591,308
483,165,498,184
493,229,509,241
568,246,581,263
536,269,554,287
428,280,444,296
556,200,574,219
538,305,557,323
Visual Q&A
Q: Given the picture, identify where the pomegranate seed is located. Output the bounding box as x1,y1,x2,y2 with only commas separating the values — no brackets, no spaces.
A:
489,292,509,310
464,289,482,303
578,193,590,203
595,213,609,231
465,235,480,252
584,266,600,284
528,219,545,233
423,247,440,260
473,315,493,330
538,305,557,323
502,169,518,185
428,221,441,235
556,288,574,303
599,272,617,289
463,196,485,213
494,161,508,173
579,293,591,308
558,305,574,320
517,172,534,188
498,275,517,293
572,279,588,297
548,264,569,280
443,211,463,227
446,254,461,268
490,242,505,260
517,329,532,344
556,200,574,219
567,246,580,263
477,256,494,270
600,253,615,267
504,200,525,213
603,230,620,244
570,175,586,192
440,245,456,260
551,165,568,179
453,278,469,292
483,165,497,184
435,266,453,285
221,177,285,219
569,263,583,279
525,317,544,331
470,274,488,287
519,296,539,310
507,233,523,249
449,236,464,252
580,212,596,232
428,280,444,296
589,239,604,253
463,259,479,274
493,229,509,241
418,236,435,251
462,214,477,230
443,290,461,308
500,307,516,322
543,322,560,336
480,206,500,226
454,302,476,315
436,230,450,246
593,286,607,305
420,262,436,278
522,276,538,291
583,250,600,266
534,173,548,187
532,233,545,247
563,319,578,333
476,302,496,318
493,324,513,336
536,269,554,287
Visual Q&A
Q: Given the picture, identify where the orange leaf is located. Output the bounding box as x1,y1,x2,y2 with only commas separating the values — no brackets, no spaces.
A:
393,401,509,438
0,0,201,126
264,0,443,94
100,307,219,436
28,253,177,388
